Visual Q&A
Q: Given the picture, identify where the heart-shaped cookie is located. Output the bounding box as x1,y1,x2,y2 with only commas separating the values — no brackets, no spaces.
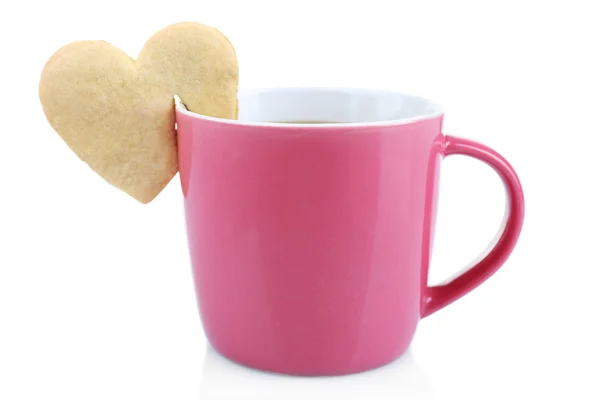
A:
39,22,239,203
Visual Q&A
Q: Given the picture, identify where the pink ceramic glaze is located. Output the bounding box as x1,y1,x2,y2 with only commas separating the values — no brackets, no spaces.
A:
175,88,525,376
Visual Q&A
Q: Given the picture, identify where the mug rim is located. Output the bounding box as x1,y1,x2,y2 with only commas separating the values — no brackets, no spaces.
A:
175,87,444,128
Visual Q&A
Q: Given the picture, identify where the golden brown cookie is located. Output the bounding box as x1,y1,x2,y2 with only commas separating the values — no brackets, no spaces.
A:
39,22,239,204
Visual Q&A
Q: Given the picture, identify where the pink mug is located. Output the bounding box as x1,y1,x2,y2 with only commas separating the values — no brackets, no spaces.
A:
176,88,524,376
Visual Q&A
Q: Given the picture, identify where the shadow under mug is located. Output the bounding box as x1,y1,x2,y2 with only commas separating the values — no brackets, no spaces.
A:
175,88,525,376
199,345,436,399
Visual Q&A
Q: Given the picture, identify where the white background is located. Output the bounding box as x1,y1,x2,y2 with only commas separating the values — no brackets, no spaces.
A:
1,1,599,399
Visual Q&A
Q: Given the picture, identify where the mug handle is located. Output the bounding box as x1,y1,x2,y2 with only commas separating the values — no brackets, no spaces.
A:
421,135,525,317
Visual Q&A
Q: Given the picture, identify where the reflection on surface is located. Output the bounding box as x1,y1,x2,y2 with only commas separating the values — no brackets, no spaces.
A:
198,346,438,399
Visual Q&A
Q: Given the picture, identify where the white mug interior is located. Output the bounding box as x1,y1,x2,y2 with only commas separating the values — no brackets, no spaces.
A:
176,87,443,127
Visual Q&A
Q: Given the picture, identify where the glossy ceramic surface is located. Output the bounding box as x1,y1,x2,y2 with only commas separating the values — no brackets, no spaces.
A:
176,88,525,376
